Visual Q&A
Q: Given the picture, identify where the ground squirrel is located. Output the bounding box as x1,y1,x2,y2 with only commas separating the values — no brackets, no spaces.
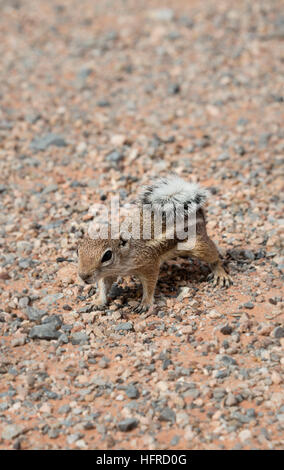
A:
78,175,232,313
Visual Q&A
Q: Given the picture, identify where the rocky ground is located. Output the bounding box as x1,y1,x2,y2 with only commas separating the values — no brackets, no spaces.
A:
0,0,283,450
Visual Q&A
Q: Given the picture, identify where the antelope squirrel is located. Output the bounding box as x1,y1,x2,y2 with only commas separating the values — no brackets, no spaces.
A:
78,175,232,313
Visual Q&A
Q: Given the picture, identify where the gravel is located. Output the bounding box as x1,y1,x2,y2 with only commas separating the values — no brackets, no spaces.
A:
0,0,283,451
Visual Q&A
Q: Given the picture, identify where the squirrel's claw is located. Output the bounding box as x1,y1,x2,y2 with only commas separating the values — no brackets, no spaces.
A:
133,303,151,314
209,272,233,289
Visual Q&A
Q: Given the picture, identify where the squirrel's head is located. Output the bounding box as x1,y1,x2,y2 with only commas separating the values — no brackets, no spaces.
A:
77,233,131,284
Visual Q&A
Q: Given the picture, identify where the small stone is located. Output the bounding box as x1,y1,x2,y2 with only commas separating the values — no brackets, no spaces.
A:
168,83,180,95
58,404,71,414
25,307,46,322
220,324,233,335
11,334,26,347
2,424,23,440
0,271,10,280
177,286,190,301
110,134,127,146
225,392,238,406
217,355,237,366
70,332,89,345
271,371,282,384
158,407,176,423
30,133,67,151
239,429,252,443
98,357,110,369
40,293,64,305
117,418,139,432
18,297,30,309
42,184,58,195
125,385,140,399
29,323,61,340
58,333,69,344
48,428,60,439
106,150,123,164
243,302,254,309
115,322,133,332
218,152,230,162
42,314,63,328
273,327,284,339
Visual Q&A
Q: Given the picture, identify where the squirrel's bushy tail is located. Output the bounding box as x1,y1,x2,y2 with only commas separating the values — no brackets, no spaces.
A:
139,175,208,221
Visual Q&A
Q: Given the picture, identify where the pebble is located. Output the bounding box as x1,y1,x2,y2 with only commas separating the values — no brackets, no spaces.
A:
25,307,47,322
30,133,67,151
125,385,140,399
158,407,176,423
70,332,89,345
29,323,61,340
273,327,284,339
106,150,124,164
114,322,134,332
2,425,23,440
117,418,139,432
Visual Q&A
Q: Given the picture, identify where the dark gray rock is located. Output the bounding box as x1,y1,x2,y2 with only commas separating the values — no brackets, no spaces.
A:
42,314,63,329
158,407,176,423
25,307,46,322
58,333,69,344
58,404,71,414
243,302,254,309
220,324,233,335
125,385,139,399
30,133,67,151
70,331,89,345
168,83,180,95
117,418,139,432
217,355,237,366
29,323,61,340
273,326,284,338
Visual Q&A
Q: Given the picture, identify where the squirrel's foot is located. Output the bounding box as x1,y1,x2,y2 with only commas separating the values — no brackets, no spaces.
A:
92,296,107,311
133,302,152,314
207,271,233,288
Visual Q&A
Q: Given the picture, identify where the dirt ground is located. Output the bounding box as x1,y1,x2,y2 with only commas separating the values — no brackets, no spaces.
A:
0,0,283,450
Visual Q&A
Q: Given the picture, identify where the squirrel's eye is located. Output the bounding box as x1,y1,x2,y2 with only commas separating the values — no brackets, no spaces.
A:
101,250,112,263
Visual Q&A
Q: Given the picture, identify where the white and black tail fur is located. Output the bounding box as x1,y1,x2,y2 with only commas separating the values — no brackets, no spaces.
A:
139,175,209,223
